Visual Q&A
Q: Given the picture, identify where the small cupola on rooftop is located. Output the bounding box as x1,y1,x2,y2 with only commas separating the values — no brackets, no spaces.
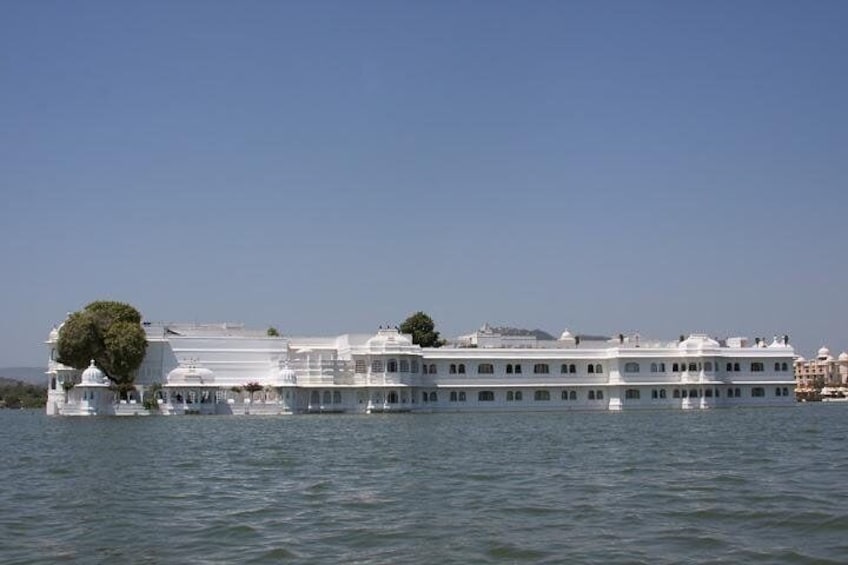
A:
817,347,831,360
81,360,109,386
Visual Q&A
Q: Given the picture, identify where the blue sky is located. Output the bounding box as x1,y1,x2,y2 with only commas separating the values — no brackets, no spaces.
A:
1,0,846,365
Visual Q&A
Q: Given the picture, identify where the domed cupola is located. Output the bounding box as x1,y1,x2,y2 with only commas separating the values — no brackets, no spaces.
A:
366,328,413,348
81,360,109,386
839,352,848,362
817,347,831,360
278,365,297,383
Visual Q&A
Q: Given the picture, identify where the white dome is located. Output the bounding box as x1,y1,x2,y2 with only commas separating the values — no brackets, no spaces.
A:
559,329,574,340
366,328,412,348
81,360,108,385
795,356,806,363
678,334,720,349
167,365,215,384
839,352,848,362
817,347,831,360
278,367,297,383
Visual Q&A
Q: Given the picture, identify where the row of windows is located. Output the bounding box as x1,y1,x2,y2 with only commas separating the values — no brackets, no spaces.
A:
450,389,605,402
434,387,792,404
357,359,791,375
309,390,343,405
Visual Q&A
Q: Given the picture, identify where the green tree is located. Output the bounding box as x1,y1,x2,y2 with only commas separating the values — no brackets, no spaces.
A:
244,381,263,401
400,311,445,348
57,301,148,393
267,326,280,337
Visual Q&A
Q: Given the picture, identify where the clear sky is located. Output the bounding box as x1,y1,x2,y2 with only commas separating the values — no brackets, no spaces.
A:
1,0,846,366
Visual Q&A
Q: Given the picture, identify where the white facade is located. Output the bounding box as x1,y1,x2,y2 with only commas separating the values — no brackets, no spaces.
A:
46,322,797,416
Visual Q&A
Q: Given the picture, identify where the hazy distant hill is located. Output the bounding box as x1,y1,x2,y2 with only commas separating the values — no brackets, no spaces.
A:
491,327,557,341
0,367,46,386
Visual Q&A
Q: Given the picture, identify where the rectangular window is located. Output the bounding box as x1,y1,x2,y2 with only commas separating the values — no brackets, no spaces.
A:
354,360,366,374
534,390,550,401
478,390,494,401
478,364,494,374
371,360,383,373
534,363,550,374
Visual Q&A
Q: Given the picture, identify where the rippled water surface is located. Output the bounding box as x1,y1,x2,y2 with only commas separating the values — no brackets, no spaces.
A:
2,405,848,564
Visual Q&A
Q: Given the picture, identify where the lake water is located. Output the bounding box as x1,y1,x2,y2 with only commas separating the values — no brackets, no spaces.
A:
2,405,847,564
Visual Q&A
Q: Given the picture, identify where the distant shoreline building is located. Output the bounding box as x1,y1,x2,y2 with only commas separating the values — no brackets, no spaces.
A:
46,321,796,416
794,347,848,400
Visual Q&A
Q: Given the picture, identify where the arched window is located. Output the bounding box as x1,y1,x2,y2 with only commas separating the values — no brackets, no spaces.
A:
660,363,666,372
514,364,522,374
704,362,713,372
411,360,419,373
704,388,713,398
673,389,680,398
681,389,688,398
781,362,788,371
459,391,466,402
422,364,428,375
333,390,342,404
689,389,698,398
478,363,494,374
507,391,514,401
429,392,437,402
478,390,494,401
651,363,658,373
450,391,457,402
734,387,741,397
323,391,332,404
588,390,595,400
569,364,577,374
561,390,569,400
387,359,398,373
449,364,457,374
775,387,781,396
400,359,409,373
422,392,429,402
429,364,437,374
625,389,640,400
733,363,740,372
651,389,658,399
534,390,551,401
310,391,320,404
587,364,594,374
534,363,550,374
371,360,384,373
595,364,602,374
596,390,604,400
569,390,577,400
726,362,732,372
507,364,514,374
560,364,568,374
515,391,522,401
688,362,697,372
624,362,640,373
782,387,789,396
774,362,781,372
659,389,667,399
458,364,466,374
672,363,679,372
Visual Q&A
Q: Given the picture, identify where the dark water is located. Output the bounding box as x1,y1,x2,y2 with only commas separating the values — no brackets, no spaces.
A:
2,406,848,564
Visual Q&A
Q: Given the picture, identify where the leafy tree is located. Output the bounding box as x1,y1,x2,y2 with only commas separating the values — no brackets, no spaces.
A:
244,382,263,401
400,311,445,348
267,326,280,337
57,301,148,393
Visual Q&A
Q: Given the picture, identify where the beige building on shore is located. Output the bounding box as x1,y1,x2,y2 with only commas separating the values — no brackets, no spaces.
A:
795,347,848,397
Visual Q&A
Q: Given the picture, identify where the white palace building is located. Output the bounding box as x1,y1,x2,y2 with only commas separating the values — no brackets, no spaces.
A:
45,322,797,416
